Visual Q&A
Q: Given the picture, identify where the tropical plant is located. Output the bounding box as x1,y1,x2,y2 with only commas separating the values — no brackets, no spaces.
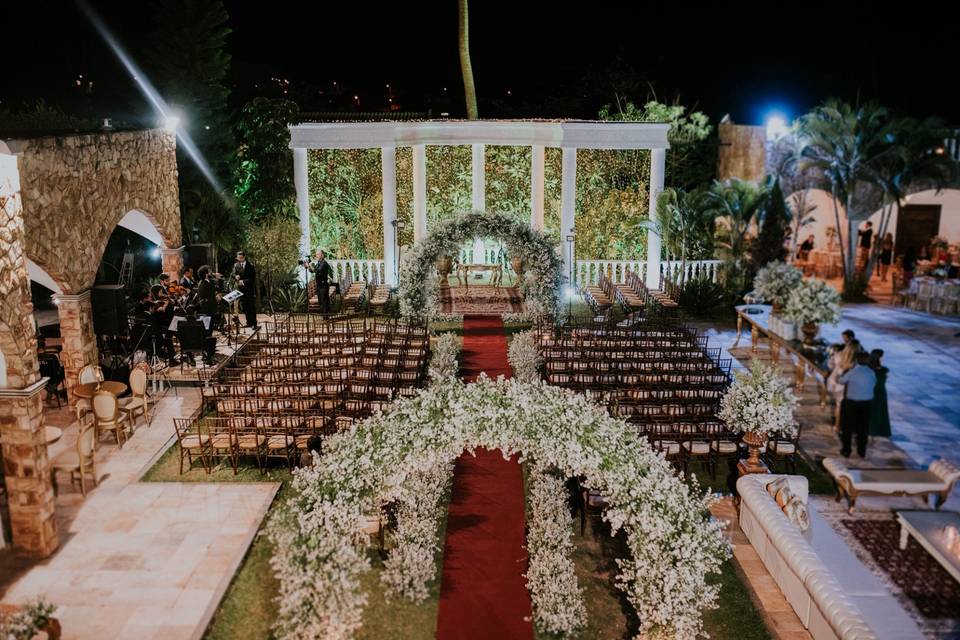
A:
864,116,959,277
677,277,732,319
656,186,713,286
271,284,307,312
458,0,478,119
797,100,896,293
234,97,300,223
246,218,302,309
767,132,818,258
704,178,771,293
752,177,792,269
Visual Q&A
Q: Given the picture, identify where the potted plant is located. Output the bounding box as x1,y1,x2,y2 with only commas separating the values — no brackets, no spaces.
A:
782,278,841,346
510,255,525,278
753,261,803,313
718,361,799,475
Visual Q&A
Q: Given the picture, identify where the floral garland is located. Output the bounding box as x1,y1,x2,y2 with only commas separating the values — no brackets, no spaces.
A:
718,361,798,438
525,466,587,635
428,333,461,382
0,599,57,640
753,261,803,306
398,211,563,321
269,377,729,640
782,278,841,326
507,330,542,384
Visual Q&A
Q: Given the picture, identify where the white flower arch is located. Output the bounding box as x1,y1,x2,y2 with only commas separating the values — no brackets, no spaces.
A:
397,210,564,321
270,376,730,640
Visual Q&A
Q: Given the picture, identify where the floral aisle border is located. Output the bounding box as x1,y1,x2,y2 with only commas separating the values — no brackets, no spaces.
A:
399,211,563,322
269,375,730,640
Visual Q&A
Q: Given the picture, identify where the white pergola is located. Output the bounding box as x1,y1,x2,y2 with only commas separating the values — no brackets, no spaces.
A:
289,120,669,287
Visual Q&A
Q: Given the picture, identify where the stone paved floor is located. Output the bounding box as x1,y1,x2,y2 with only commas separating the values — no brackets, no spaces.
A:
1,389,279,640
703,303,960,470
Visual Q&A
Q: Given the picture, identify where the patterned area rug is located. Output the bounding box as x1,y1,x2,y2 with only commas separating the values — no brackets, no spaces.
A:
814,498,960,639
439,285,524,315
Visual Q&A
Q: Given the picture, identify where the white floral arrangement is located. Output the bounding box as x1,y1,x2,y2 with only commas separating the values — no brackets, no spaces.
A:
718,361,798,438
428,333,461,382
398,211,563,321
753,261,803,306
431,312,463,324
380,462,454,600
525,466,586,635
502,311,532,324
782,278,841,326
507,330,542,384
269,376,730,640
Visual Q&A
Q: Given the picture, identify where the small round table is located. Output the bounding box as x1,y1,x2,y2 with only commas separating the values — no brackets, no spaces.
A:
74,381,128,399
44,426,63,445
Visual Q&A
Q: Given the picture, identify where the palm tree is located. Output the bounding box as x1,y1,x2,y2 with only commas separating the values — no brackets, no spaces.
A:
865,116,959,277
458,0,479,119
656,187,711,286
797,100,897,293
703,178,771,292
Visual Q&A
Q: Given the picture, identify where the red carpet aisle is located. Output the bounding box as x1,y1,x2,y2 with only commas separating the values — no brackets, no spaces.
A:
435,315,533,639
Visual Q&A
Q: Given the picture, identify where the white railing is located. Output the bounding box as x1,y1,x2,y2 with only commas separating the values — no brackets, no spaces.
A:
573,259,722,286
458,247,503,264
660,260,722,285
329,260,385,284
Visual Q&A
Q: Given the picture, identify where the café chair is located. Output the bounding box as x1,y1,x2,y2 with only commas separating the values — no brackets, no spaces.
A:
51,414,98,497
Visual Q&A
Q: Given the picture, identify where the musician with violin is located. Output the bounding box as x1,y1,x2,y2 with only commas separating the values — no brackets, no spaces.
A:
232,251,258,329
179,266,196,291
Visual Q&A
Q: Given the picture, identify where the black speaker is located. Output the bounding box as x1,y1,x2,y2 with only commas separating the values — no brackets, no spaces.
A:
187,244,214,271
91,285,128,335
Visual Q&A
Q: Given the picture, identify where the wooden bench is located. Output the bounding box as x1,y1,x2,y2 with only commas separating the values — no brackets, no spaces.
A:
823,457,960,513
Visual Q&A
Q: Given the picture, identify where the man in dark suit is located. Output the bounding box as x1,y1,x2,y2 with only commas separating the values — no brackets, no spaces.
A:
195,266,220,363
232,251,258,329
311,249,334,312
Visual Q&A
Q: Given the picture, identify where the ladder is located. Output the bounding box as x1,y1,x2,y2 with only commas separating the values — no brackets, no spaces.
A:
118,250,135,288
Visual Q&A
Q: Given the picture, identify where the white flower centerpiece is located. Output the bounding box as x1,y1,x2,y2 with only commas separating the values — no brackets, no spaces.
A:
718,361,798,474
782,278,841,346
753,261,803,312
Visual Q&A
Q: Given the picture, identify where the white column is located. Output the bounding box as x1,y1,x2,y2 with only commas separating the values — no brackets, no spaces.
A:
646,147,666,289
471,143,485,262
293,148,310,259
530,144,545,232
560,147,577,283
381,146,397,286
413,144,427,243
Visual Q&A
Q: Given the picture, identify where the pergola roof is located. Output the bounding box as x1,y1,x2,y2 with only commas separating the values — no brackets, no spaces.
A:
288,119,671,150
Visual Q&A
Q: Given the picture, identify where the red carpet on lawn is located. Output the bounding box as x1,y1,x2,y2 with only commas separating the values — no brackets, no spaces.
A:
435,315,533,640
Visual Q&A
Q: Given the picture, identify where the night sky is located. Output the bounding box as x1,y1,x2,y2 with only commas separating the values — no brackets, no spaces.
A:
4,0,957,126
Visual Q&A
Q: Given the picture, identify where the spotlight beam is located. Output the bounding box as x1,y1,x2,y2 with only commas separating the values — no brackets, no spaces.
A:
77,0,226,197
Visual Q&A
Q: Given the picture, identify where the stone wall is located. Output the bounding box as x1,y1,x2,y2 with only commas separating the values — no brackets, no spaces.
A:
12,129,182,293
718,123,766,183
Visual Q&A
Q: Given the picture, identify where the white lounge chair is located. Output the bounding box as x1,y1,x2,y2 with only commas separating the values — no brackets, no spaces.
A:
823,457,960,513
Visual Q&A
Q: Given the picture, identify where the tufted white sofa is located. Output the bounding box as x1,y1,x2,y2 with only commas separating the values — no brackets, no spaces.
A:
737,474,923,640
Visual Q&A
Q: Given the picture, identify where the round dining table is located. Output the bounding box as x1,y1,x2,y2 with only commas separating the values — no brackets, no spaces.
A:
44,426,63,445
74,381,127,399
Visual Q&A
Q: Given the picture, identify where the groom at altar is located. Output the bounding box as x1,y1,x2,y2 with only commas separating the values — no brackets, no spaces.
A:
309,249,334,312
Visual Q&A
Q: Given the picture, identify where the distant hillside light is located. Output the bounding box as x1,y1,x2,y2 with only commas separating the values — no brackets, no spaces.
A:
765,113,789,141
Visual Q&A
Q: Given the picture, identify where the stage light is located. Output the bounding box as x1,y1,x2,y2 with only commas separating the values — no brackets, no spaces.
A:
564,286,576,300
163,115,181,132
151,247,162,259
765,113,789,141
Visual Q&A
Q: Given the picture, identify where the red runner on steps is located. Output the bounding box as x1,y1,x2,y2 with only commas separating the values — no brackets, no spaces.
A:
435,315,533,640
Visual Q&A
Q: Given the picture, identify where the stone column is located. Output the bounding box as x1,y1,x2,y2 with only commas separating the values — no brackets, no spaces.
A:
413,144,427,243
560,148,578,283
381,146,397,286
294,147,311,260
530,144,545,232
471,144,485,262
0,377,58,555
54,291,98,407
161,246,185,282
646,147,666,289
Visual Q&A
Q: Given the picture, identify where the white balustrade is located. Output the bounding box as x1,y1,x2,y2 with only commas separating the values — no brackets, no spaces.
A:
328,260,385,284
573,259,722,286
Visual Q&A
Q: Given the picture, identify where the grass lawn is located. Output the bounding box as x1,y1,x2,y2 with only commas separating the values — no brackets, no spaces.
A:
685,453,836,497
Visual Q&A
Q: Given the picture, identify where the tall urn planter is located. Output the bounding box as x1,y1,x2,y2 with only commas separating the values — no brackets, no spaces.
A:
436,256,453,281
737,430,770,476
510,257,524,278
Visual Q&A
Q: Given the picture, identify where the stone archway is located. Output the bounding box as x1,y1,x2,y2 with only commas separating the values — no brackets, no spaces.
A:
398,210,563,320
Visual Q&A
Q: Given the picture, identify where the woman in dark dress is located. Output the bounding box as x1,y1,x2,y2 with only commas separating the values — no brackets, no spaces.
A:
869,349,891,437
878,233,894,282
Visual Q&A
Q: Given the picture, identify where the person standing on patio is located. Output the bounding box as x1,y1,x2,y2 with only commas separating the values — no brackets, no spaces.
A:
878,233,894,282
233,251,258,329
838,352,877,458
311,249,334,313
857,221,873,273
868,349,891,438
